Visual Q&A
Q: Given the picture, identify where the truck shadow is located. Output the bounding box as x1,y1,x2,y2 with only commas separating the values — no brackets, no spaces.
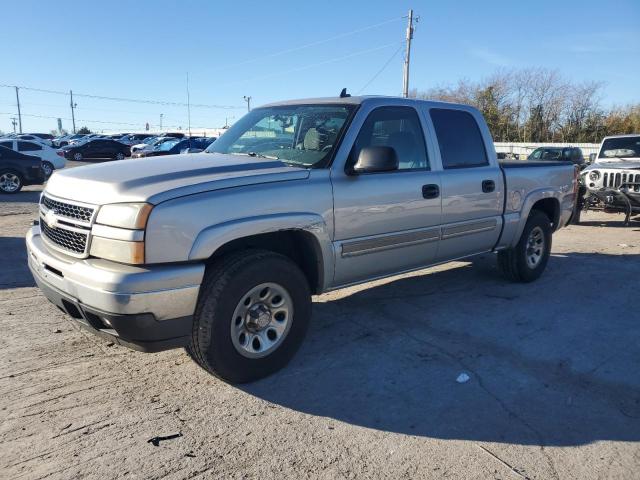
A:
0,189,42,205
242,252,640,446
0,236,35,289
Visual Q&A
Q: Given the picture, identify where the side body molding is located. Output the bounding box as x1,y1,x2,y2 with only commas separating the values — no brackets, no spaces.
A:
188,213,335,292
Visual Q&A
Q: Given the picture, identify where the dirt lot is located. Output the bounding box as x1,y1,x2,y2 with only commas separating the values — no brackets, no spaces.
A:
1,163,639,479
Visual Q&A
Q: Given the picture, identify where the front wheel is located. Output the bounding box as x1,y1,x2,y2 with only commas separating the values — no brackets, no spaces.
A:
0,169,23,194
42,161,54,178
498,210,552,283
187,250,311,383
73,152,83,161
114,152,125,160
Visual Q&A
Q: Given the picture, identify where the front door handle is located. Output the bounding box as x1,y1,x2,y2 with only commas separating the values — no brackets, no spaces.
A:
482,180,495,193
422,184,440,199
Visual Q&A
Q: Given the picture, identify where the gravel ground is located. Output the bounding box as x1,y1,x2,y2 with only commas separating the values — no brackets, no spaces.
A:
1,162,639,479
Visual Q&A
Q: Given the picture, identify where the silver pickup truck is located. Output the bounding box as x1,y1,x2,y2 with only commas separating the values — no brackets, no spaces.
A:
27,96,577,382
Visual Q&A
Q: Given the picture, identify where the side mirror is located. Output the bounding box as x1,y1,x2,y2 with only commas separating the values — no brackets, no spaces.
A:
588,153,597,163
352,146,399,174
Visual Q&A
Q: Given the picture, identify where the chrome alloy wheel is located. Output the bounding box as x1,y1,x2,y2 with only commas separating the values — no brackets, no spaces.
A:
0,172,21,192
230,282,293,358
526,226,545,269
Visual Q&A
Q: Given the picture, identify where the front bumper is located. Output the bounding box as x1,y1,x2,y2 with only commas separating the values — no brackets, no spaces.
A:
26,226,205,352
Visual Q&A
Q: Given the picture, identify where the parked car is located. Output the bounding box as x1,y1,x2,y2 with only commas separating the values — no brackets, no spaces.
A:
181,137,216,153
54,134,87,147
577,134,640,224
16,134,52,146
130,136,161,153
133,138,214,157
119,133,153,146
527,146,584,166
59,138,130,161
130,137,181,156
0,145,45,193
27,95,576,383
0,139,66,177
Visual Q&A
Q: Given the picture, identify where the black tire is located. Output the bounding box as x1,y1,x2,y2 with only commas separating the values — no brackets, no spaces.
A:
42,161,54,179
73,152,83,161
187,249,312,383
498,210,552,283
114,151,125,160
0,169,23,194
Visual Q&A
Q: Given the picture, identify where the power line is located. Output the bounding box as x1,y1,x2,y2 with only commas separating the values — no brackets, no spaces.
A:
211,17,403,72
0,111,207,129
0,84,244,110
220,42,402,88
357,44,404,94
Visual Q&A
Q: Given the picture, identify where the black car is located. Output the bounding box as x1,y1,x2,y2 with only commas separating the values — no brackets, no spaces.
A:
61,139,131,161
0,145,45,194
527,147,585,166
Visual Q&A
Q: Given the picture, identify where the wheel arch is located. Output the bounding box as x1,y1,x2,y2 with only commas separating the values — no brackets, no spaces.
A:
189,214,334,295
509,189,561,248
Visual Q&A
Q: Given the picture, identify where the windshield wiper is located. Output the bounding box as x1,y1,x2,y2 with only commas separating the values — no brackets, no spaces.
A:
227,151,279,160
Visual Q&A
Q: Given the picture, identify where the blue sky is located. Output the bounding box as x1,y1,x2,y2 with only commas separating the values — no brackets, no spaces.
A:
1,0,638,133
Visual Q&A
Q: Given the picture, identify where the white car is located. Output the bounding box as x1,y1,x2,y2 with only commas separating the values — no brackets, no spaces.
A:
16,134,53,147
0,139,66,177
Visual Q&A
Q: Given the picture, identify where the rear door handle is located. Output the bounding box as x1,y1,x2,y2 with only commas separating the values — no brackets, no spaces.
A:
422,184,440,199
482,180,495,193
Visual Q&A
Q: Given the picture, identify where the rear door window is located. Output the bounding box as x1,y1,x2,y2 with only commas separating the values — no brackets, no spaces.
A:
430,108,488,169
18,141,42,152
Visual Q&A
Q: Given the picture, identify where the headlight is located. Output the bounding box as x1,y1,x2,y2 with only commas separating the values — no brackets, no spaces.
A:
90,237,145,264
96,203,152,229
589,170,600,181
91,203,152,264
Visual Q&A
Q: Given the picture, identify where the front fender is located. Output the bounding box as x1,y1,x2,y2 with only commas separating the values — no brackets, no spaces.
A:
188,213,335,291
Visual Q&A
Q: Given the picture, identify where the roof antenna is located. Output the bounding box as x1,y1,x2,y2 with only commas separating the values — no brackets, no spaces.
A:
339,88,351,98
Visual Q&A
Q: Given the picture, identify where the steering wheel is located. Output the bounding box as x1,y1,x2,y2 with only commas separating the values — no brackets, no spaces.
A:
321,144,333,152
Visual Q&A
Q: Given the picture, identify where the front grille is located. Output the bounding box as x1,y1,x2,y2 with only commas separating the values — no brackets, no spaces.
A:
40,218,88,254
42,195,95,222
602,172,640,191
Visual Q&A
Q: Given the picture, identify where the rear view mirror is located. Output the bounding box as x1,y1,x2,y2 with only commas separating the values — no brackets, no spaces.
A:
352,146,399,174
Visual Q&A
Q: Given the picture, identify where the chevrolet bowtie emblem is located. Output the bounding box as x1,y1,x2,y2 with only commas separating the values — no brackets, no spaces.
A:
44,209,58,229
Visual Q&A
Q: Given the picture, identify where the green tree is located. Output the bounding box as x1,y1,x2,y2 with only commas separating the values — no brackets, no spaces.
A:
77,126,92,134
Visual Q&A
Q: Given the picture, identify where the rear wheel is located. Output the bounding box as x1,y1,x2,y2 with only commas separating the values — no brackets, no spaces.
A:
42,161,54,178
187,250,312,383
0,169,23,194
498,210,552,282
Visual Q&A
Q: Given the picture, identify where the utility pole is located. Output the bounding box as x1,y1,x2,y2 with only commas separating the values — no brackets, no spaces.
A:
186,73,192,140
243,95,252,112
159,113,163,131
69,90,77,134
15,87,23,133
11,117,17,133
402,9,414,98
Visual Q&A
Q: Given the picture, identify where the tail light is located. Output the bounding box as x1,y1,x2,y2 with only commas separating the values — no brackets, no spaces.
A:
56,151,65,157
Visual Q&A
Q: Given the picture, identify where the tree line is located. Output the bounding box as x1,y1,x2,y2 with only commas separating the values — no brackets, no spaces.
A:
410,68,640,144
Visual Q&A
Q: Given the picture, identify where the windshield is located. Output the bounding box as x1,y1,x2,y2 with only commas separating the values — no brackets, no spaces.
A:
599,136,640,159
529,148,564,160
206,104,354,168
155,139,180,151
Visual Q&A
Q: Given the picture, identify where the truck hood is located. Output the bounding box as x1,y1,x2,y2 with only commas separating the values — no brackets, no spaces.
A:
45,153,309,205
584,158,640,171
